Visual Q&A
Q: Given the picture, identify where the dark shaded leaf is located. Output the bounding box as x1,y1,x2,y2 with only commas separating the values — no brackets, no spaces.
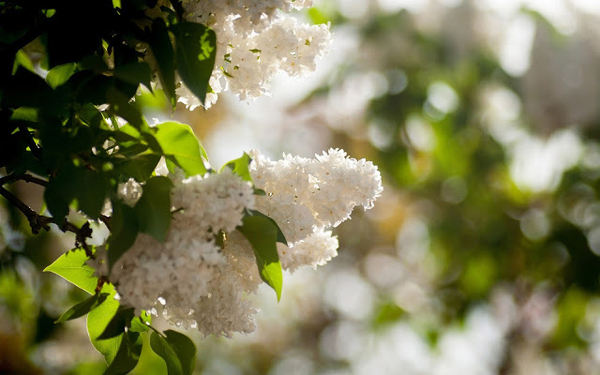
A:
148,18,176,108
150,330,196,375
134,176,173,242
107,200,139,270
172,22,217,106
55,293,109,323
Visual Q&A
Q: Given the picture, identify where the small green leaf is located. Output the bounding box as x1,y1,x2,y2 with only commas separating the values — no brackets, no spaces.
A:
98,307,135,340
135,176,173,242
238,215,283,300
220,152,252,182
44,248,98,294
88,283,122,365
46,62,78,89
172,22,217,105
107,201,139,270
103,331,143,375
150,330,196,375
154,122,207,177
55,293,109,323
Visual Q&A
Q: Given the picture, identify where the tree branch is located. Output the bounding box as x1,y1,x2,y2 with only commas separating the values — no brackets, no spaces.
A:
0,173,48,187
0,183,94,258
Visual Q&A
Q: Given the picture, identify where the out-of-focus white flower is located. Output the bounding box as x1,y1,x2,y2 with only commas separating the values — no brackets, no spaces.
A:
117,178,143,207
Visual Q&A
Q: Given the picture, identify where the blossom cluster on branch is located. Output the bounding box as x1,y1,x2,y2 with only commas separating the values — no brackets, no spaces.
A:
99,149,382,337
174,0,332,108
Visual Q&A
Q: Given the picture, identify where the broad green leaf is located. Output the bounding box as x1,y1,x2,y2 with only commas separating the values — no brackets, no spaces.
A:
11,107,38,122
172,22,217,105
87,283,122,365
148,18,176,108
238,215,283,300
220,152,252,182
13,49,35,74
246,210,287,245
107,86,144,129
134,176,173,242
107,201,139,270
113,62,152,91
154,122,206,177
44,248,98,294
55,293,109,323
46,62,78,89
98,307,135,340
150,330,196,375
76,169,109,220
104,331,143,375
113,154,161,182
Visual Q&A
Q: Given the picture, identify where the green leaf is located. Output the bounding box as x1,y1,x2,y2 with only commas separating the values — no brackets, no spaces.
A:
46,63,78,89
107,86,144,129
238,215,283,300
129,311,152,333
113,153,161,182
220,152,252,182
107,201,139,270
87,283,122,365
55,293,109,323
246,210,287,246
150,330,196,375
113,62,153,91
44,248,98,294
76,169,109,220
148,18,176,108
135,176,173,242
154,122,207,177
172,22,217,105
98,307,135,340
103,331,143,375
11,107,38,122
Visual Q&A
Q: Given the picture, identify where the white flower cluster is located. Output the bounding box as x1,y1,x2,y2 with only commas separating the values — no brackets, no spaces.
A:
176,0,332,107
250,148,383,272
109,170,256,331
101,149,382,337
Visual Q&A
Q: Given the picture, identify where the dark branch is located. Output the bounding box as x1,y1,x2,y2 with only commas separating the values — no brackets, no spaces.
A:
0,173,48,187
0,184,94,258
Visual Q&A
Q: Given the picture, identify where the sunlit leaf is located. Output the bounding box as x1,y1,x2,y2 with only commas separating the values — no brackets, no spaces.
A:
43,248,98,294
103,331,143,375
97,307,135,340
154,122,206,177
221,152,252,182
46,62,78,89
87,283,122,365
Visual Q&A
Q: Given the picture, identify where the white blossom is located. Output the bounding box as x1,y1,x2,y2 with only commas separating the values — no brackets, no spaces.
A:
177,0,332,106
93,148,382,337
117,178,143,207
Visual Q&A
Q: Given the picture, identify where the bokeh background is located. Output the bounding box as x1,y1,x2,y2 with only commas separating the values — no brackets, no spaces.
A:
4,0,600,373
